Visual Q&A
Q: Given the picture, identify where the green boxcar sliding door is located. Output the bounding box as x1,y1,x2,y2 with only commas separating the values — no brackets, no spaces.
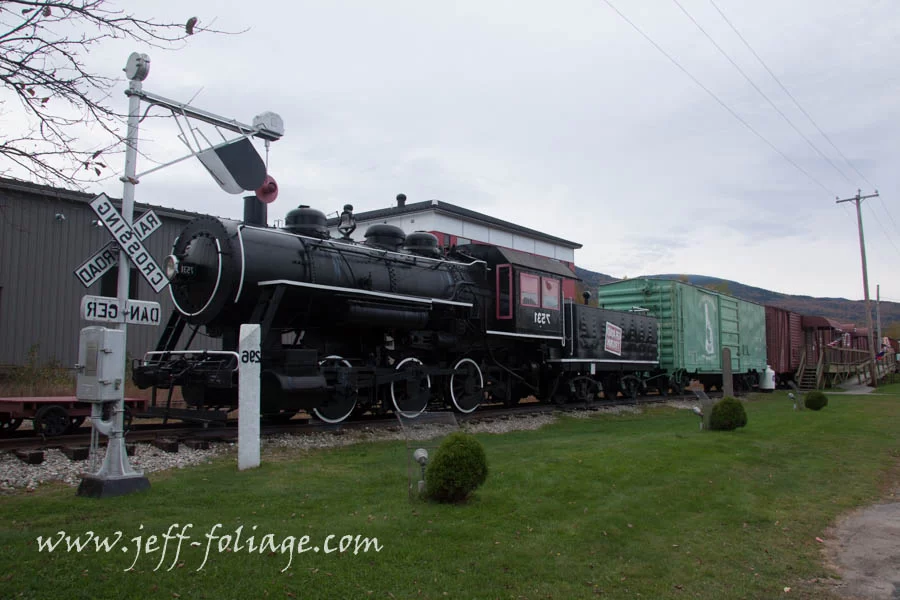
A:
679,285,721,373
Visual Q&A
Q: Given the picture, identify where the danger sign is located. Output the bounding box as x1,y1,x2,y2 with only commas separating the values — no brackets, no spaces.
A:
81,295,161,326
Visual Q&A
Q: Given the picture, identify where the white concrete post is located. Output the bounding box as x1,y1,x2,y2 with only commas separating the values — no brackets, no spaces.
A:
239,324,261,470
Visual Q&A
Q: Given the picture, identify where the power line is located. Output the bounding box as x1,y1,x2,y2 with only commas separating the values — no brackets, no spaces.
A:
600,0,837,197
874,194,900,240
863,201,900,259
671,0,854,187
705,0,900,248
706,0,876,190
835,190,880,386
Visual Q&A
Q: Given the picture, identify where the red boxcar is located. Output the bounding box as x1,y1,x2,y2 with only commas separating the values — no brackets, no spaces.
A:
765,306,803,380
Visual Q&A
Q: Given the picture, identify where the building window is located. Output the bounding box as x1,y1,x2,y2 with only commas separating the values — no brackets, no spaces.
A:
541,277,560,310
520,273,540,307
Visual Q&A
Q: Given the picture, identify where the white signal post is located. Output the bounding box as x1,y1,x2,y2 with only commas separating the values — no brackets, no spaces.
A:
75,51,284,497
238,324,262,470
77,53,152,498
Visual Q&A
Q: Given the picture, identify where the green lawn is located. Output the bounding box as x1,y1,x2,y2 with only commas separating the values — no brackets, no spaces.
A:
871,380,900,395
2,392,898,599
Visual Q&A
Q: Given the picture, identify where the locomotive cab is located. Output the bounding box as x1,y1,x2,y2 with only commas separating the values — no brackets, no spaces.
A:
455,244,575,344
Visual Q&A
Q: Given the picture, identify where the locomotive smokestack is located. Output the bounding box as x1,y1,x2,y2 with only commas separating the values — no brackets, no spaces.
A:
243,195,267,227
582,291,592,305
396,193,407,208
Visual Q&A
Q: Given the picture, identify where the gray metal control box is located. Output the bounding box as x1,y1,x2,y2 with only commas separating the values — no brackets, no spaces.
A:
76,326,126,402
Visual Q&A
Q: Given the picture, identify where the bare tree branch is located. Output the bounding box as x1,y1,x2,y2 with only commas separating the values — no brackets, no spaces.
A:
0,0,240,188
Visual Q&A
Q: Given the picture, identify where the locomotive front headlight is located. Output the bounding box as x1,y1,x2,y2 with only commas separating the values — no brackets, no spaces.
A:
164,254,179,280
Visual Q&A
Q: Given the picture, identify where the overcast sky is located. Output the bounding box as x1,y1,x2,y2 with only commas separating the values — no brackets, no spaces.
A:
26,1,900,301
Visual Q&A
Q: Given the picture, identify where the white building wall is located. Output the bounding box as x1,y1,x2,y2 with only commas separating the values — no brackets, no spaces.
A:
489,229,513,247
534,240,555,259
461,221,490,242
331,209,576,263
512,234,535,253
556,247,575,262
433,213,463,236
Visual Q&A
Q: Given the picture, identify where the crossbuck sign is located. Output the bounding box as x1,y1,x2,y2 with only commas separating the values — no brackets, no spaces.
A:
74,209,161,288
83,194,168,293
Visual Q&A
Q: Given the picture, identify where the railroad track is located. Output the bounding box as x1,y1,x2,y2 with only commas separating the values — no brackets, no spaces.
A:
0,392,719,453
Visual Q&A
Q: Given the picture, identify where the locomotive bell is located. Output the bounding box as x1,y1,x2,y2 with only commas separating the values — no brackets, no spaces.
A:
284,205,329,238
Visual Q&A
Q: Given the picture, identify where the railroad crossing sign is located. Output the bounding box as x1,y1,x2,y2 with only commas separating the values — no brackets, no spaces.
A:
83,194,168,293
80,295,162,326
74,209,162,288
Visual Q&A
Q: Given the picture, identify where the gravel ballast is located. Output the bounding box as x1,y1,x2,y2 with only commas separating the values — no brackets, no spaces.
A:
0,406,661,493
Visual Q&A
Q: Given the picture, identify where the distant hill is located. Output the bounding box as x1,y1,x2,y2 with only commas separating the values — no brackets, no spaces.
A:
574,267,899,330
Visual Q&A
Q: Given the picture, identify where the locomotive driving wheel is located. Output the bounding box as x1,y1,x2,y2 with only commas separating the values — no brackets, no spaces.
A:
569,376,600,404
314,356,357,424
449,357,484,414
390,357,431,418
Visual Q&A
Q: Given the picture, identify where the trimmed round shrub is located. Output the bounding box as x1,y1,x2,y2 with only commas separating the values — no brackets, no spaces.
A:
709,396,747,431
804,390,828,411
425,432,488,503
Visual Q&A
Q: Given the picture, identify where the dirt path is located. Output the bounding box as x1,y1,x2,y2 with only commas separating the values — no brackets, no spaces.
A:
824,479,900,599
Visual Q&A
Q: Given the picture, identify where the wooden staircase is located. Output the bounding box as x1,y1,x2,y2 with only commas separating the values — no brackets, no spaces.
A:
795,348,898,390
797,368,818,391
794,349,824,391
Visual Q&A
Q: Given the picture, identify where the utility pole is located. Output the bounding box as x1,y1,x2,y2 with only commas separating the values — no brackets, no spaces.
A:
876,284,882,347
836,190,879,387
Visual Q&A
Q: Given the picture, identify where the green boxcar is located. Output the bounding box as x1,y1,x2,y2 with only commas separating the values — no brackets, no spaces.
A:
596,278,767,389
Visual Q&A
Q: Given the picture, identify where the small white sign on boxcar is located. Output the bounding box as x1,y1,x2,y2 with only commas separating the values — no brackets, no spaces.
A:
604,321,623,356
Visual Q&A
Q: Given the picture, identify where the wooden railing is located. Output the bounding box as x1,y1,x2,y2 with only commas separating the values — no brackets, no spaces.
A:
815,351,825,389
793,346,897,388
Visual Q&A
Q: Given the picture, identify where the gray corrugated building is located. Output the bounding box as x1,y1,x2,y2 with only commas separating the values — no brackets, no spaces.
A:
0,177,218,368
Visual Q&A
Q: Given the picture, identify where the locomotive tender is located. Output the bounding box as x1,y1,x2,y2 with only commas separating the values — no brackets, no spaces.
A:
132,202,660,423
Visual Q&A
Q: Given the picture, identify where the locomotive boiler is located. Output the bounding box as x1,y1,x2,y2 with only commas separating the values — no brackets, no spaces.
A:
134,204,489,423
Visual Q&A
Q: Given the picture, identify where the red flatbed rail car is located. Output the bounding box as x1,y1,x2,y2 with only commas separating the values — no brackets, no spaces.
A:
0,396,148,437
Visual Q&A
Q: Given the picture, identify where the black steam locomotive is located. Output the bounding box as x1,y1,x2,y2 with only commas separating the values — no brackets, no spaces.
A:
133,202,661,423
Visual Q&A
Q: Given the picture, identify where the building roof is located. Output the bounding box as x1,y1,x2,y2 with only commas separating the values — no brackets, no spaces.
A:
801,316,853,331
327,199,582,249
0,177,206,222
